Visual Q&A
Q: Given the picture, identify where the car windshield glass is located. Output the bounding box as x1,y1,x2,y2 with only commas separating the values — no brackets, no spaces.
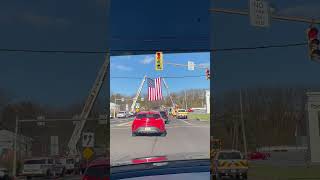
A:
111,52,210,166
24,159,46,164
218,152,241,160
85,165,108,178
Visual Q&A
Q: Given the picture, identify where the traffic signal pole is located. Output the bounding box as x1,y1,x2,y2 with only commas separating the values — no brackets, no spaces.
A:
210,8,320,24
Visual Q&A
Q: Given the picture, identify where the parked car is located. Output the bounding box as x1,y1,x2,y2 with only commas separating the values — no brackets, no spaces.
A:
247,151,270,160
131,111,167,136
0,168,9,180
22,157,56,179
116,111,127,118
82,158,109,180
187,108,194,112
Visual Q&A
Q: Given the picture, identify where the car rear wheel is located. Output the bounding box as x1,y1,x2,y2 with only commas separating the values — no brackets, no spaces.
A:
160,131,167,137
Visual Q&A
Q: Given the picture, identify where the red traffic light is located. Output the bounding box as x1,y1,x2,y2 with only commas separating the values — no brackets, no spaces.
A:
308,27,318,40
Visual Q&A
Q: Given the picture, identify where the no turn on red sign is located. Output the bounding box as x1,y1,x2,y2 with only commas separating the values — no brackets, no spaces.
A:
249,0,270,27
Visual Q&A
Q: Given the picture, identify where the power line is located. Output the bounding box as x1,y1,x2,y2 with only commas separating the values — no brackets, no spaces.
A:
0,42,307,54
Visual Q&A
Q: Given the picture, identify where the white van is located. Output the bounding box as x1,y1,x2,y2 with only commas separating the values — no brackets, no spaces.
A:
22,157,55,178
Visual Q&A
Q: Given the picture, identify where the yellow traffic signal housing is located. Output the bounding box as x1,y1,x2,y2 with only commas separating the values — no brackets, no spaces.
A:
155,52,163,71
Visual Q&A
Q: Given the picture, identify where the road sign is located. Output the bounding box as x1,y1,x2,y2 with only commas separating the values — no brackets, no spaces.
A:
82,132,94,147
155,52,163,71
249,0,270,27
187,61,195,71
83,147,94,160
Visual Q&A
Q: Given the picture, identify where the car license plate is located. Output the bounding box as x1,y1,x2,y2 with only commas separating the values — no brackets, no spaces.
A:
145,127,151,131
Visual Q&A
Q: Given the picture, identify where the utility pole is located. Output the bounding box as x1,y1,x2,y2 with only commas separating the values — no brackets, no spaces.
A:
13,115,18,178
184,90,187,110
240,89,248,157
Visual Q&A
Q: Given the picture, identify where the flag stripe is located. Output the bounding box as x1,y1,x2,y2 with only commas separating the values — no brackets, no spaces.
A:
147,77,163,101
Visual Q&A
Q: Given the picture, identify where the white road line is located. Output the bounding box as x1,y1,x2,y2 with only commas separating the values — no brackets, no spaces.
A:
116,121,132,127
179,119,192,125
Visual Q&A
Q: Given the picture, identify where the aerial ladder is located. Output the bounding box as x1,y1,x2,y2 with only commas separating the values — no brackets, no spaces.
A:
67,53,109,157
130,75,146,113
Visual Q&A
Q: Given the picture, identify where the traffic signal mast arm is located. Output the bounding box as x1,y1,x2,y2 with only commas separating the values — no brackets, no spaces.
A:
165,62,208,69
210,8,320,24
67,54,109,156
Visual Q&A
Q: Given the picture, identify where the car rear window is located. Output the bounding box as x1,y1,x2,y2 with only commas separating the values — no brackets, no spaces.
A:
136,113,160,119
24,159,46,164
85,165,108,178
218,152,241,160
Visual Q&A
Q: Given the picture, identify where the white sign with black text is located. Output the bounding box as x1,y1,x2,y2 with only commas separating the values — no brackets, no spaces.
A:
82,132,94,147
249,0,270,27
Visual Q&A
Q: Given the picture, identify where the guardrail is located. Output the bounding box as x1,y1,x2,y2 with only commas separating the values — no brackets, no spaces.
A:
257,146,307,152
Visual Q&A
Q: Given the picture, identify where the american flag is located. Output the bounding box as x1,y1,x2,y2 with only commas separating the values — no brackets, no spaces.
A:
147,77,163,101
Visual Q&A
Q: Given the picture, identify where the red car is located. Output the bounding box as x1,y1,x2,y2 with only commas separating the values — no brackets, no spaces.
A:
82,158,109,180
131,111,167,136
187,108,193,112
248,152,270,160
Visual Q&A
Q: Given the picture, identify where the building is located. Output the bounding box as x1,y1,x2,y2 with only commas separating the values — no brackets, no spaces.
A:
0,129,33,162
110,102,120,117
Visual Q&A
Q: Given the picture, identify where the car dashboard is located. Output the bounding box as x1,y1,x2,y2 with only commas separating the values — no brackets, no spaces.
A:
110,159,210,180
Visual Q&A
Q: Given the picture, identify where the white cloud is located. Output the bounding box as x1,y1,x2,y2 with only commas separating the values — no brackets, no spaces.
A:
140,56,154,64
114,64,133,71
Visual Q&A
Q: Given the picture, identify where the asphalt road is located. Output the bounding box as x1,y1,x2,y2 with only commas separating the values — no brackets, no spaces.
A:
110,117,210,164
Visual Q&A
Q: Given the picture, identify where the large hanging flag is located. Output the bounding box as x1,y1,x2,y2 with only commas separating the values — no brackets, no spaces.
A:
147,77,163,101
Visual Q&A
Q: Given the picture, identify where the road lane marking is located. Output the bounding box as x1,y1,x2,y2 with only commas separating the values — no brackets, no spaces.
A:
179,119,192,125
116,121,132,126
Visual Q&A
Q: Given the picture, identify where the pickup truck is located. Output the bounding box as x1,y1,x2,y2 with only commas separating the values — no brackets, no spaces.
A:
212,150,248,180
176,109,188,119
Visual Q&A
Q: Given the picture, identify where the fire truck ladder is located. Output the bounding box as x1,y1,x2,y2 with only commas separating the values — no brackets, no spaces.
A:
130,75,146,113
67,53,109,156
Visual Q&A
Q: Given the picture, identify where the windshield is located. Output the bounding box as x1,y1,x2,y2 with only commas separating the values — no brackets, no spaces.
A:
24,159,46,164
110,52,210,167
218,152,242,160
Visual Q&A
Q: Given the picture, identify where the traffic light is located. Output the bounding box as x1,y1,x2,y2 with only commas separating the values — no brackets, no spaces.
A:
307,26,320,61
155,52,163,71
205,68,210,80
